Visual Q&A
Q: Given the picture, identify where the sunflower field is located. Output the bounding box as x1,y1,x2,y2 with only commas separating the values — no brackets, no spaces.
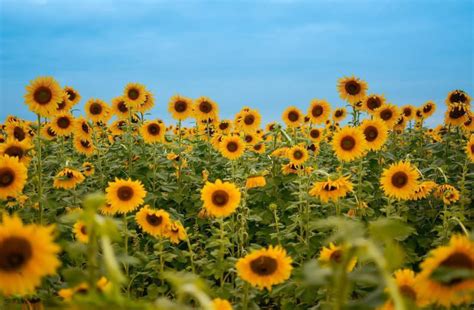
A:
0,76,473,310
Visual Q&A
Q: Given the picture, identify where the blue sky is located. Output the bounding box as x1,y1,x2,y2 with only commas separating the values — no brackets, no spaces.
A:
0,0,472,126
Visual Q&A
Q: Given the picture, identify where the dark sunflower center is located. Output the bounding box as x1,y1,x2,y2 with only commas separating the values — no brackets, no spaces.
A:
0,168,15,187
254,144,262,150
80,140,91,148
66,90,76,101
310,129,320,138
464,117,472,126
470,145,474,154
293,150,303,160
380,109,393,120
345,81,361,95
80,225,87,235
171,226,179,233
199,101,212,113
5,146,24,158
449,107,466,119
13,127,26,141
219,123,229,130
308,144,317,152
335,110,343,118
146,213,162,226
440,252,473,270
117,186,134,201
211,190,229,206
245,135,253,143
249,255,278,276
403,108,412,117
312,105,323,117
57,117,70,129
363,126,378,142
147,124,160,136
226,141,238,152
423,104,432,113
128,88,140,100
340,136,356,151
66,171,74,179
174,100,187,112
0,237,33,272
288,111,299,122
330,249,343,263
449,92,466,104
89,103,102,115
33,86,53,105
391,171,408,188
367,97,381,110
323,184,338,192
81,123,89,133
118,101,128,113
244,115,255,125
47,127,56,137
399,285,417,300
57,101,66,110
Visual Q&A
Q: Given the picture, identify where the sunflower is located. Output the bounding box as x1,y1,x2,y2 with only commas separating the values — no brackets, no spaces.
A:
445,103,471,126
24,76,63,117
401,105,416,120
135,205,170,237
164,221,186,244
41,123,58,140
168,95,193,121
74,117,92,140
246,176,266,189
243,132,261,145
337,76,368,104
307,99,331,124
219,136,245,160
434,184,460,205
216,120,233,134
360,119,388,151
106,178,146,214
332,108,347,122
308,128,324,143
332,126,367,162
51,113,75,136
417,235,474,307
109,120,127,136
139,120,166,144
319,243,357,272
463,115,474,131
63,86,81,106
309,175,353,203
136,90,154,113
53,168,85,189
5,121,30,142
201,179,241,218
236,245,292,291
467,135,474,162
0,138,33,166
378,269,426,309
380,161,419,200
252,143,266,154
363,94,385,113
82,162,94,176
99,202,119,216
123,83,147,109
111,96,130,119
194,97,218,120
238,109,261,133
421,101,436,118
0,155,28,200
212,298,233,310
85,99,111,123
282,106,303,128
410,181,437,200
287,145,309,166
446,89,471,106
73,137,95,157
54,93,74,113
73,221,88,243
0,214,60,296
375,104,400,128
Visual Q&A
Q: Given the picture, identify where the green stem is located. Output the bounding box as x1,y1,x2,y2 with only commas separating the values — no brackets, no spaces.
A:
123,215,129,276
242,282,250,310
185,234,196,274
36,114,43,224
219,218,226,288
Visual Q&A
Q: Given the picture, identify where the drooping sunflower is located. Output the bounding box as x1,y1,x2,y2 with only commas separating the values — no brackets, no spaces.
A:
64,86,81,106
201,179,241,218
139,120,166,144
287,145,309,166
168,95,193,121
282,106,303,128
444,103,471,126
73,221,88,243
53,168,85,189
416,235,474,307
194,97,218,120
332,108,347,122
51,113,75,136
74,117,92,140
24,76,63,117
0,138,33,166
363,94,385,113
466,135,474,162
5,121,30,142
319,243,357,272
164,221,187,244
111,96,130,119
421,101,436,118
106,178,147,214
55,93,73,113
401,105,416,121
380,161,419,200
0,155,28,200
219,136,245,160
445,89,471,106
410,181,437,200
0,214,60,296
238,109,261,133
211,298,233,310
135,205,170,237
82,162,95,176
337,76,368,104
73,137,95,157
236,245,292,291
360,119,388,151
375,104,400,128
136,90,154,113
85,99,111,123
332,126,367,162
308,128,324,143
434,184,460,205
123,83,147,109
307,99,331,124
309,175,353,203
41,122,58,140
246,176,266,189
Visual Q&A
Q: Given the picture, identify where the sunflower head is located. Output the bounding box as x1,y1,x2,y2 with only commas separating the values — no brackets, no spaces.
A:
194,97,218,120
319,242,357,272
219,136,245,160
446,90,471,106
139,120,166,144
53,168,85,190
164,221,187,244
0,155,28,200
332,126,367,162
168,95,193,120
85,99,111,123
376,104,400,128
308,99,331,124
282,107,303,127
332,108,347,122
64,86,81,106
401,105,415,120
106,178,147,214
337,76,368,104
380,161,420,200
363,94,385,113
135,205,170,237
51,113,75,136
123,83,147,109
24,77,63,117
201,179,241,218
73,221,88,243
287,145,309,166
421,101,436,118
